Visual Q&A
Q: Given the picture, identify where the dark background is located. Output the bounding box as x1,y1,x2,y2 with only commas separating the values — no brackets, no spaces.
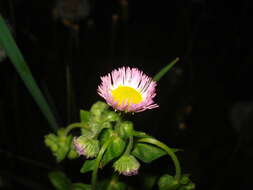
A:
1,0,253,189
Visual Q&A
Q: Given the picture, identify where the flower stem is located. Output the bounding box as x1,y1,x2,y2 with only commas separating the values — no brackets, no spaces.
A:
138,138,181,180
124,136,133,155
91,138,113,190
64,122,90,136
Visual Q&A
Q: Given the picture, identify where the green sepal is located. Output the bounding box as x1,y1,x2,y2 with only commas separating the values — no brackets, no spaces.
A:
101,136,126,167
80,159,96,173
48,171,72,190
158,174,180,190
132,143,166,163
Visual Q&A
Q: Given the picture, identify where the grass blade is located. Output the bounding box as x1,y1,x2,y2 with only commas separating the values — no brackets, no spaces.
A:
153,57,179,82
0,15,58,131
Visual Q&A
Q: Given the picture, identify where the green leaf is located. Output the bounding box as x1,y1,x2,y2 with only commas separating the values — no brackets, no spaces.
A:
132,143,166,163
80,110,91,123
153,57,179,82
142,174,158,190
96,177,127,190
80,159,96,173
0,15,58,131
48,171,72,190
158,174,179,190
71,183,91,190
101,136,126,167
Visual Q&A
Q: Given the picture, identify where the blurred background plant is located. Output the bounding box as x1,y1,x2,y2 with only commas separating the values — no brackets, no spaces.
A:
1,0,253,189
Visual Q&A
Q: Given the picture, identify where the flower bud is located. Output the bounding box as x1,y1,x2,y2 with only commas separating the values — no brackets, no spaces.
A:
113,155,140,176
44,130,72,162
90,101,108,117
103,111,120,122
73,136,100,158
118,121,134,139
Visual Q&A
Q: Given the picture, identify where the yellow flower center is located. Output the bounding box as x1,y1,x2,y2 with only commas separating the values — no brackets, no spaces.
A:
111,86,142,105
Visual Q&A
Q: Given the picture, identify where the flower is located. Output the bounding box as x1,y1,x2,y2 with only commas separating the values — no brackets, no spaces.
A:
97,67,158,112
73,136,100,158
113,155,140,176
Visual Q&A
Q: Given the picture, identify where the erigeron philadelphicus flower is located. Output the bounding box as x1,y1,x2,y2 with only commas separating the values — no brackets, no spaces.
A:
113,155,140,176
97,67,158,112
73,136,99,158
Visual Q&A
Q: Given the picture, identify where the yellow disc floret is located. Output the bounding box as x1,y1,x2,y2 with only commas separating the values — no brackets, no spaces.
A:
111,86,142,105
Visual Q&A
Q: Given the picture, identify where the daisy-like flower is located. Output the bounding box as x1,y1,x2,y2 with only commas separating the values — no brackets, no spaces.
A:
97,67,158,112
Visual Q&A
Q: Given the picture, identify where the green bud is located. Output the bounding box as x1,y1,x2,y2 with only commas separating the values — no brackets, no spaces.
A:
44,130,72,162
158,174,180,190
180,174,191,185
90,101,108,117
73,136,100,158
102,111,120,122
113,155,140,176
67,143,79,160
118,121,134,139
186,182,195,190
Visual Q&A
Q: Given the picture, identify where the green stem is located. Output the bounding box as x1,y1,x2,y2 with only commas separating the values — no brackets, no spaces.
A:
138,138,181,180
64,123,90,136
124,136,133,155
91,138,113,190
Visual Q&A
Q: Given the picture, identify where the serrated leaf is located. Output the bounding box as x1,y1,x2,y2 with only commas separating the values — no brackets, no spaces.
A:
80,110,91,123
132,143,166,163
101,136,126,167
80,159,96,173
48,171,72,190
71,183,91,190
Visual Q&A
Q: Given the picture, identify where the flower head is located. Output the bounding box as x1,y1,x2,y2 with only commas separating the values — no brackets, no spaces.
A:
73,136,100,158
113,155,140,176
97,67,158,112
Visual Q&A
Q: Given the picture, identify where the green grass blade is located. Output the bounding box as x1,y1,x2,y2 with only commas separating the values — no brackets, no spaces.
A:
0,15,58,131
153,57,179,82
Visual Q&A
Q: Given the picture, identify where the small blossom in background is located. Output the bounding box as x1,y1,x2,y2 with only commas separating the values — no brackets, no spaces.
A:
97,67,158,113
53,0,90,22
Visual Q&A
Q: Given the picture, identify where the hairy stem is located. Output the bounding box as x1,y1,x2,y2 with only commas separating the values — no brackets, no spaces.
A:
91,138,113,190
124,136,133,155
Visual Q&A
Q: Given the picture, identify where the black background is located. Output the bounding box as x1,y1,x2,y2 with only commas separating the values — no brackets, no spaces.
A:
1,0,253,189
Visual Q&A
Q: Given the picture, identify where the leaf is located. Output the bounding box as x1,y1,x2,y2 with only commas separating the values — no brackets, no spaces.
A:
0,15,58,131
132,143,166,163
80,110,91,123
158,174,179,190
142,174,158,190
101,136,126,167
153,57,179,82
48,171,72,190
80,159,96,173
71,183,91,190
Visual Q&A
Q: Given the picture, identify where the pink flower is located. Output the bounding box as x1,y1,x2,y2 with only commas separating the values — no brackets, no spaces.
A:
97,67,158,112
